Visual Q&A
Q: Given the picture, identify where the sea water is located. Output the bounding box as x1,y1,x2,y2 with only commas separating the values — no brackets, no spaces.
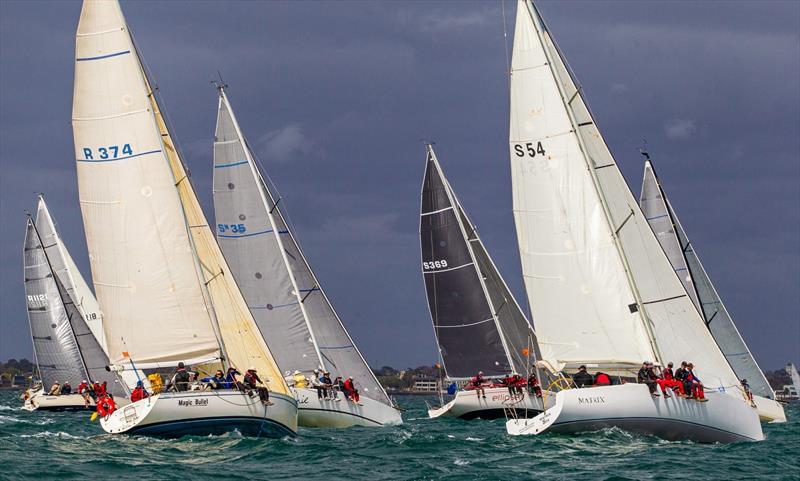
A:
0,391,797,480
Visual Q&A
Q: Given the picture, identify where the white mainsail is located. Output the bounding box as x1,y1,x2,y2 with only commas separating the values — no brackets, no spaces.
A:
72,0,287,395
640,160,775,400
212,87,391,404
510,0,740,391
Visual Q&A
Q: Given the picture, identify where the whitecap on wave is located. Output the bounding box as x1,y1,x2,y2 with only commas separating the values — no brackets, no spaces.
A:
19,430,84,439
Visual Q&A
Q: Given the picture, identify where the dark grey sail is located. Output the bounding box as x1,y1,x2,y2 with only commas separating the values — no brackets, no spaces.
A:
420,145,536,379
24,217,86,389
640,160,774,399
213,87,392,405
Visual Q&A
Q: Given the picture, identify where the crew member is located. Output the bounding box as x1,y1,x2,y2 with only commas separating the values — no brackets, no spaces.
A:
310,369,324,400
343,376,361,404
131,380,149,402
685,363,707,402
572,366,594,388
741,379,755,406
527,373,542,397
594,372,612,386
322,371,336,401
61,381,72,395
660,362,684,396
637,361,664,396
292,370,308,389
48,382,61,396
243,367,272,405
171,362,190,392
469,371,487,398
206,370,227,390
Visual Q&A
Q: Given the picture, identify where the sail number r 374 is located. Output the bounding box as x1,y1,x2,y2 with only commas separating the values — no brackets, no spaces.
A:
423,260,448,270
82,144,133,160
513,142,546,158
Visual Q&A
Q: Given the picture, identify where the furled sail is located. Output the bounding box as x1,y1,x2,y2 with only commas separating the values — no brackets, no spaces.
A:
421,145,536,378
72,0,288,395
35,195,106,353
24,218,86,389
213,88,388,403
510,0,741,390
640,160,774,398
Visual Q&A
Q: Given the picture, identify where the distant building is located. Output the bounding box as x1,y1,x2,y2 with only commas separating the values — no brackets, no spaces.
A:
412,377,438,392
11,375,26,388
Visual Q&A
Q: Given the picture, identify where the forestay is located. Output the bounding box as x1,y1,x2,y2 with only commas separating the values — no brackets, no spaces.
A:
420,145,536,378
640,161,774,398
24,218,86,389
213,88,389,403
510,0,741,391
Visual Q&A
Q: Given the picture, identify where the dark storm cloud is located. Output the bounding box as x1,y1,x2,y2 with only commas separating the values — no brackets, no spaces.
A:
1,1,797,369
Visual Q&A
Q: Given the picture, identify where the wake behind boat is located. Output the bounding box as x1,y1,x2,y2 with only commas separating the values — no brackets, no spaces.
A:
419,144,545,420
505,0,763,442
72,0,297,437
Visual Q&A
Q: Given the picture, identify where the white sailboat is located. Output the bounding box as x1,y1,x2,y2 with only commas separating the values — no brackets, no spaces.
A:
777,363,800,402
420,144,544,420
640,158,786,423
71,0,296,437
505,0,762,442
23,201,125,412
212,86,402,428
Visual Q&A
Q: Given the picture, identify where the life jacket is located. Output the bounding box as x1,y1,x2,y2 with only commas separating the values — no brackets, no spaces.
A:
96,395,116,418
77,382,90,393
663,368,674,381
293,373,307,388
595,373,611,385
343,379,355,392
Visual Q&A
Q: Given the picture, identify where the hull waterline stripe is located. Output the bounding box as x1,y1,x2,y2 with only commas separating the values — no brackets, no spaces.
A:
124,415,295,437
298,406,387,426
76,149,162,163
548,415,758,442
76,50,131,62
214,160,248,169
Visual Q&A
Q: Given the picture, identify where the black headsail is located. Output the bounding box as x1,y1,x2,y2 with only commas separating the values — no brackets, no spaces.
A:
420,145,538,379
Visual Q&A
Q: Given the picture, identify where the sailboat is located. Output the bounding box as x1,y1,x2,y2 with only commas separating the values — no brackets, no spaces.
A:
23,197,125,411
640,158,786,423
420,144,544,420
211,86,402,427
504,0,762,442
71,0,297,437
776,363,800,402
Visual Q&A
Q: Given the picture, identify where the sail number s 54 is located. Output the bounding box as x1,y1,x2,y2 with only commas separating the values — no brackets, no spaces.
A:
422,260,448,270
513,142,546,158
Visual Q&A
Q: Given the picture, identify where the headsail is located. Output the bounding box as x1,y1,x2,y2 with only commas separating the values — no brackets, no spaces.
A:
420,145,536,378
510,0,740,390
212,88,389,403
24,218,86,389
72,0,288,394
640,160,774,398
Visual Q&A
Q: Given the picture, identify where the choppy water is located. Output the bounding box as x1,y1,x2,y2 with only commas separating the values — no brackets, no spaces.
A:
0,391,797,480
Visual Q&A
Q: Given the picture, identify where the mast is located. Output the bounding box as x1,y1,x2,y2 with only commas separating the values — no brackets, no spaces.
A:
521,1,662,364
217,85,325,371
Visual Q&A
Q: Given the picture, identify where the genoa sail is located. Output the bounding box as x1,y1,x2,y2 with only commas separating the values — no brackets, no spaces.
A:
640,160,775,399
24,218,86,389
510,0,741,391
420,144,537,379
212,88,389,404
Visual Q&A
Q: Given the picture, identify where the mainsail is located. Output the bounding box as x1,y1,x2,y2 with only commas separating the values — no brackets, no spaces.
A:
509,0,740,390
212,87,390,404
24,217,86,389
72,0,287,394
420,145,537,379
640,160,775,398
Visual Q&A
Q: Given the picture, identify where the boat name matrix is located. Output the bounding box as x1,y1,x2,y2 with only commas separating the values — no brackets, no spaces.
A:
577,396,606,406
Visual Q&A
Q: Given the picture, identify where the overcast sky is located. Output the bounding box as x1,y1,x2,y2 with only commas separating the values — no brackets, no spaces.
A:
1,1,798,370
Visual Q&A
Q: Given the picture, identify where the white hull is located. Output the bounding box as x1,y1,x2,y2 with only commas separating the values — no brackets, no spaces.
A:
428,387,546,420
293,388,402,428
753,395,786,423
100,390,297,438
23,389,93,412
506,383,763,443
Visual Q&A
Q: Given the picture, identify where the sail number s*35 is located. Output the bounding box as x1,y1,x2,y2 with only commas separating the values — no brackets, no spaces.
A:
82,144,133,160
218,223,247,234
423,260,448,270
513,141,546,158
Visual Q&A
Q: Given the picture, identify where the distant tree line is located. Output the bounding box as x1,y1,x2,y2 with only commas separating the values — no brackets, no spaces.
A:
765,368,792,391
372,365,442,390
0,358,35,383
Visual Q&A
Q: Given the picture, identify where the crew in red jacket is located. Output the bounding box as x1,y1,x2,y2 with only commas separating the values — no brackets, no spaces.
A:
130,380,149,403
343,376,360,403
